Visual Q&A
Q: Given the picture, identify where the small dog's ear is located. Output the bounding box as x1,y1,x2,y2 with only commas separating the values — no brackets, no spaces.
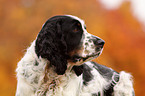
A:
73,65,84,76
35,20,67,75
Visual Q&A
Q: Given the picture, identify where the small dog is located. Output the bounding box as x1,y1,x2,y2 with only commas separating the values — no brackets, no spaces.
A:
16,15,135,96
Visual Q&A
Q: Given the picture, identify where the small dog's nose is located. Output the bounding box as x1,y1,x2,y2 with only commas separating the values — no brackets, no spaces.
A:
97,39,105,47
91,35,105,48
94,39,105,48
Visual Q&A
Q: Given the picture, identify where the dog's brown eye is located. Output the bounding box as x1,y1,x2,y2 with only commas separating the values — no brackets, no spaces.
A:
73,28,79,32
78,23,81,26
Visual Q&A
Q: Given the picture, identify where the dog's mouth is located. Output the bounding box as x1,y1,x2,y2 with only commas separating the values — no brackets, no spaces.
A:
70,52,101,65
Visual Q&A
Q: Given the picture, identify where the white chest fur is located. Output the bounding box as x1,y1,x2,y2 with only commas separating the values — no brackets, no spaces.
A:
16,41,83,96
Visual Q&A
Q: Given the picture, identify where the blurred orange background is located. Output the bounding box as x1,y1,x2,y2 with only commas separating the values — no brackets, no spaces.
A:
0,0,145,96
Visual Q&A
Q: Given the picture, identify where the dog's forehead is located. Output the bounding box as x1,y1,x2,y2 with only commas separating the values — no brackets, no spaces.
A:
42,15,86,28
66,15,85,27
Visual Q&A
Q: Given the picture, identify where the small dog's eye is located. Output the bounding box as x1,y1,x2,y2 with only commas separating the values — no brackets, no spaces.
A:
78,23,81,26
73,28,79,32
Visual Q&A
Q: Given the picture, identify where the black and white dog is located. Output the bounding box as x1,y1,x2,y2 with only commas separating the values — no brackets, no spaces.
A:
16,15,135,96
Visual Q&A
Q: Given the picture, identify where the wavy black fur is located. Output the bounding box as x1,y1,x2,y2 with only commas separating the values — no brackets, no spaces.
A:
35,16,68,75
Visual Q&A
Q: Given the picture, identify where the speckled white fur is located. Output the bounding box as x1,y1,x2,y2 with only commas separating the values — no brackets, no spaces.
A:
114,71,134,96
80,61,110,96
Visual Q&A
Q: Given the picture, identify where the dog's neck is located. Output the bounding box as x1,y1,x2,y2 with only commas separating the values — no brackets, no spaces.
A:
35,58,80,95
36,56,75,80
20,41,82,95
43,60,75,78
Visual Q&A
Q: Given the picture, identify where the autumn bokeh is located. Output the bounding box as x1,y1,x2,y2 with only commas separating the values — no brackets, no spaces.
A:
0,0,145,96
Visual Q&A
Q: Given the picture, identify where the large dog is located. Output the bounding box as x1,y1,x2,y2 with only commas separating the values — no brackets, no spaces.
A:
16,15,135,96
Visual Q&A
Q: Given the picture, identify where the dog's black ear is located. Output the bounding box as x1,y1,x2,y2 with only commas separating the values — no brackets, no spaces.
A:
73,65,84,76
35,20,67,75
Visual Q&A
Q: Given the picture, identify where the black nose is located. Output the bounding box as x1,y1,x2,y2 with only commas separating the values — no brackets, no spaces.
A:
95,39,105,48
98,39,105,45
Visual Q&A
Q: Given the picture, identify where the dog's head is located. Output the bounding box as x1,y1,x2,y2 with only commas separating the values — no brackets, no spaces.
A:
35,15,105,75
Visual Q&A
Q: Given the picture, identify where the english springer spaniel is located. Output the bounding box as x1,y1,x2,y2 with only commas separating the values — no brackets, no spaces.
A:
16,15,135,96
